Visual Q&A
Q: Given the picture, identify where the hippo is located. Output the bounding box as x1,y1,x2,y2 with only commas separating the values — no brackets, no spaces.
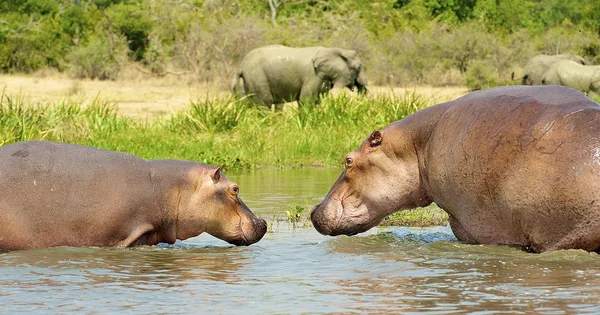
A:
0,141,266,251
311,85,600,253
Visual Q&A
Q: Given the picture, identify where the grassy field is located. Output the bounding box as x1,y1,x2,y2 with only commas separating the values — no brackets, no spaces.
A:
0,73,467,169
0,90,430,167
0,75,470,227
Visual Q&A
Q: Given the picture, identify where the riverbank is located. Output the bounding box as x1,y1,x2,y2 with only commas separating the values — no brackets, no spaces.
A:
0,74,460,226
0,73,470,170
0,73,468,118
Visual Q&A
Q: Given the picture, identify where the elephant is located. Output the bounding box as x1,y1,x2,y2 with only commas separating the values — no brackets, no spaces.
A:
512,54,588,85
231,45,368,106
542,60,600,98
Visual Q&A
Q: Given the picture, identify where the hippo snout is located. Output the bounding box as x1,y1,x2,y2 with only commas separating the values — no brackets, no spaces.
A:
254,218,268,241
310,203,338,236
232,217,267,246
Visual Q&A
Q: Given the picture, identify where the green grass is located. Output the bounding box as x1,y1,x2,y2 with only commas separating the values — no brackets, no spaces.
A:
379,204,449,227
0,91,429,170
0,91,447,226
265,203,449,230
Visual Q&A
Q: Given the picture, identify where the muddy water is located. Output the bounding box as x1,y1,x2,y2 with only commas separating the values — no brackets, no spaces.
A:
2,168,600,313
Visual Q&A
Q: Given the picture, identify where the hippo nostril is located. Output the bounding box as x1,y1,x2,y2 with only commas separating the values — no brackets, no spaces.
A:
258,219,267,232
310,206,335,236
252,218,268,242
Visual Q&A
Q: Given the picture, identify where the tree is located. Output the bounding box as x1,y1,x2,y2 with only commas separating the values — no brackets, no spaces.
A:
268,0,284,26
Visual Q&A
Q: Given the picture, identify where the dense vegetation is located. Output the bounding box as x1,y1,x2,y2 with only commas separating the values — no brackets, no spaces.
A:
0,91,428,169
2,0,600,226
0,90,443,225
1,0,600,89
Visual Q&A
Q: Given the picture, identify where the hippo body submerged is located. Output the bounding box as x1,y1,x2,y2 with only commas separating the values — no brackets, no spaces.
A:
0,141,266,251
312,85,600,253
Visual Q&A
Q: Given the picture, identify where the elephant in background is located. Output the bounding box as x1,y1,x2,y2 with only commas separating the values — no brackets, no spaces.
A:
231,45,368,106
512,54,588,85
542,60,600,98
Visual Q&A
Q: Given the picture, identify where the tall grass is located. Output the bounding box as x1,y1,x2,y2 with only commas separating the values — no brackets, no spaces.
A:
0,91,446,226
0,92,430,170
0,93,130,145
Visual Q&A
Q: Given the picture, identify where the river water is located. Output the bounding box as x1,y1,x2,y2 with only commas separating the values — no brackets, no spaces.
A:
2,168,600,314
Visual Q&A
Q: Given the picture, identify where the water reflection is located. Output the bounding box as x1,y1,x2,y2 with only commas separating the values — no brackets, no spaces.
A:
227,167,341,214
2,168,600,314
326,227,600,314
0,243,250,286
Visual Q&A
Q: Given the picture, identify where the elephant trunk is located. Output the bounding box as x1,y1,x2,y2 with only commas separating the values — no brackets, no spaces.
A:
356,72,368,95
231,71,246,96
356,82,368,95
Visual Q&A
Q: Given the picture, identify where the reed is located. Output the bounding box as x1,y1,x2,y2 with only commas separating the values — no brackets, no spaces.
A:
0,91,447,226
0,91,429,169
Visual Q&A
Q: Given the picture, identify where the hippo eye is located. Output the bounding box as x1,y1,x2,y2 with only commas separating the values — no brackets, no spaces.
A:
230,185,239,195
345,156,353,167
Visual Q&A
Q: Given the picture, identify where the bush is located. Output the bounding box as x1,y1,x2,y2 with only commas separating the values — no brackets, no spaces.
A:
66,33,129,80
107,2,153,61
1,0,600,86
464,59,499,90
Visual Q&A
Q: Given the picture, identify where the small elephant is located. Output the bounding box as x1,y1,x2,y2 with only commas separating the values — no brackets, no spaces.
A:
512,54,588,85
542,60,600,98
231,45,368,106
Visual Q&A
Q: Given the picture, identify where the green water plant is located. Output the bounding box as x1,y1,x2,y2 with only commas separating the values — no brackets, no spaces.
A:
285,205,304,223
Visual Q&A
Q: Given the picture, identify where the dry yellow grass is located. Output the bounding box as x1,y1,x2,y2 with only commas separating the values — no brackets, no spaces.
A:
0,71,469,118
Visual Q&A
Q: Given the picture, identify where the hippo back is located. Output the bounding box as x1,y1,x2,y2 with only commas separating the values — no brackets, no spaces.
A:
0,141,155,249
424,86,600,251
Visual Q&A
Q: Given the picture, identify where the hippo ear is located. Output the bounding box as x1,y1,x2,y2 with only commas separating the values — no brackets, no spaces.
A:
211,167,221,183
368,130,382,147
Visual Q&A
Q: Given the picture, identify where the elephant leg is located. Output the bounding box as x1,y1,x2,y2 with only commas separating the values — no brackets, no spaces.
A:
243,69,274,106
250,90,273,107
589,79,600,99
298,81,324,107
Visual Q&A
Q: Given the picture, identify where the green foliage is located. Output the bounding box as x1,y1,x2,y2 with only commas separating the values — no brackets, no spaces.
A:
464,59,499,90
0,0,599,84
0,92,129,145
107,2,152,61
473,0,541,34
170,97,254,133
66,32,128,80
0,92,429,170
380,203,448,227
424,0,477,23
285,206,304,223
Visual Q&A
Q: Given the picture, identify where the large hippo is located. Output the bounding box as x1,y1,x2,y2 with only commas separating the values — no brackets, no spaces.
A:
311,85,600,253
0,141,266,251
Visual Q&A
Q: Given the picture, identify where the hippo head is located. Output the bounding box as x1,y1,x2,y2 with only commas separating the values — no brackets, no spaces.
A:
311,129,431,236
177,167,267,246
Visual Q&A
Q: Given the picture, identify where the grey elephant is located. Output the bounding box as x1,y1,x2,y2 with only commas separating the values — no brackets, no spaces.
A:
231,45,368,106
542,60,600,98
512,54,588,85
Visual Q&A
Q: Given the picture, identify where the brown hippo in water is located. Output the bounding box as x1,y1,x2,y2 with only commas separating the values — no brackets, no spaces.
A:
0,141,266,251
311,85,600,253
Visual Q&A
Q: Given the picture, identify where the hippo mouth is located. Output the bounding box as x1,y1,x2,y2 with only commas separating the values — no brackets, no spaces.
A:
312,196,372,236
229,217,267,246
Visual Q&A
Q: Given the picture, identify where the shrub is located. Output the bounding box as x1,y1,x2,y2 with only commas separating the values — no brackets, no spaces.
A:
464,59,499,90
66,33,129,80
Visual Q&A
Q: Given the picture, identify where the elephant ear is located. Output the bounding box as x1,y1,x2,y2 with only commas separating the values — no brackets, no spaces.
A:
338,49,362,72
312,48,349,80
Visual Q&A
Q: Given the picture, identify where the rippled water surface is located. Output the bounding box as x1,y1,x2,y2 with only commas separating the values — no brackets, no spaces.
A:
2,168,600,314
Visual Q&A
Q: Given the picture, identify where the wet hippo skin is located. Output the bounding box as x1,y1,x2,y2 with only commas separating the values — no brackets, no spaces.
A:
312,85,600,253
0,141,266,250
